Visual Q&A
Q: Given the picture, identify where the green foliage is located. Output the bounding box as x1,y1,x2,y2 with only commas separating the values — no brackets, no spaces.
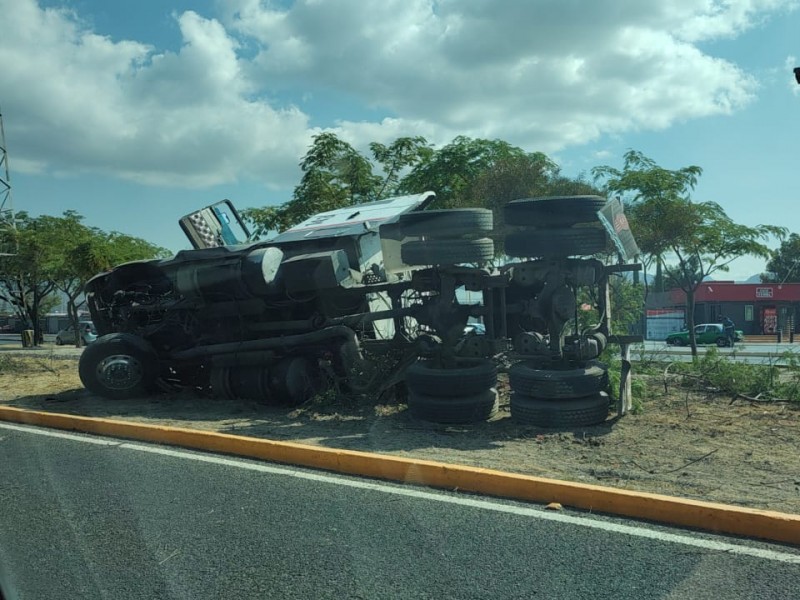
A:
0,210,167,345
576,276,643,337
0,355,25,374
763,233,800,283
609,276,644,335
669,347,800,402
776,352,800,401
398,136,558,209
242,133,590,237
243,133,431,236
244,133,379,235
592,149,702,204
593,150,786,356
370,136,433,198
600,346,647,413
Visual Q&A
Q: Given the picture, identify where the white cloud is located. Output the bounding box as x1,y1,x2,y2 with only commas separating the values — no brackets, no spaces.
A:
225,0,785,150
786,55,800,95
1,0,312,187
0,0,795,189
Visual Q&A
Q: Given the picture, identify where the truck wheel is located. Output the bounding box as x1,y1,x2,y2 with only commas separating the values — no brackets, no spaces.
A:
398,209,493,238
508,360,607,399
210,367,235,400
408,388,498,424
405,358,497,397
504,196,607,227
270,356,321,406
504,228,607,258
401,238,494,266
511,393,610,427
79,333,158,400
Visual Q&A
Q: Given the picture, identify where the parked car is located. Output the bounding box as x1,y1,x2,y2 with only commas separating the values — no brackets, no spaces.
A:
56,321,97,346
665,323,744,347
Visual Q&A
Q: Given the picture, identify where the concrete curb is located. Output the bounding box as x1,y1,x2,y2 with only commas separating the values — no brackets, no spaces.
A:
2,405,799,546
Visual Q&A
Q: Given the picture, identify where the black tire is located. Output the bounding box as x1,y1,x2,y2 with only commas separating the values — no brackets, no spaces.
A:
401,238,494,266
504,228,607,258
210,366,239,400
55,337,63,346
398,209,493,238
79,333,159,400
508,360,607,399
716,337,729,348
511,393,610,427
504,196,607,227
405,358,497,397
408,388,498,424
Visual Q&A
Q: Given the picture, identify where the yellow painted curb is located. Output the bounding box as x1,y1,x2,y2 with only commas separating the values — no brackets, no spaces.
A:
1,405,799,546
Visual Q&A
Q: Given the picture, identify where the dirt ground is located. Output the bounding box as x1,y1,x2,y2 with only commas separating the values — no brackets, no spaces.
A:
2,354,800,515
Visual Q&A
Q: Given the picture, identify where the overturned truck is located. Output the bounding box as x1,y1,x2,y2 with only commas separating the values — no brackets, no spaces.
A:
80,193,642,427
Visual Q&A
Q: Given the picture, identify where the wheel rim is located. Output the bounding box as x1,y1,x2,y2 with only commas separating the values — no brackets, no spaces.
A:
96,354,143,390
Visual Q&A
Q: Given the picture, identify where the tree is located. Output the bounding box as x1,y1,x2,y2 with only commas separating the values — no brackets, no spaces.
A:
53,224,170,346
647,197,781,355
593,151,784,356
243,133,597,238
464,151,561,229
397,136,583,246
398,136,535,209
762,233,800,283
244,134,434,237
592,149,703,291
370,136,432,199
0,211,168,346
0,213,63,343
243,134,372,236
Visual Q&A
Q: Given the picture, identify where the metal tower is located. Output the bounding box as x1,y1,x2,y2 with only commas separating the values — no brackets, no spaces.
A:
0,106,16,256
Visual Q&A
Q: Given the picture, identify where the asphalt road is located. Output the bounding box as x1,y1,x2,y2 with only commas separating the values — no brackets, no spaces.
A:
1,423,798,600
3,334,800,363
638,341,800,365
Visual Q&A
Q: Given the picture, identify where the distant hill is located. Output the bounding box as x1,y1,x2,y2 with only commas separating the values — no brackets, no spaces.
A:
703,274,763,284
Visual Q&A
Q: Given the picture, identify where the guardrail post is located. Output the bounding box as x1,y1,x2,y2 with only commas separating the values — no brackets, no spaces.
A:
618,342,632,416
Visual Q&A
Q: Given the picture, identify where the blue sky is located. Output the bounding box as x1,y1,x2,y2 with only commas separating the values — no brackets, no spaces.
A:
1,0,799,280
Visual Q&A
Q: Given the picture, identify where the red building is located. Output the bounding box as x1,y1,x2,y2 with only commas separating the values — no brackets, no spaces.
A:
647,281,800,338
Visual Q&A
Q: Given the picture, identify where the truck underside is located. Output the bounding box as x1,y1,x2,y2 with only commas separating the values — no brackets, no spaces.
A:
80,193,642,427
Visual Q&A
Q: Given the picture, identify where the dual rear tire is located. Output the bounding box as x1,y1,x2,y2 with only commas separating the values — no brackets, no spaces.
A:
508,359,610,427
405,358,498,424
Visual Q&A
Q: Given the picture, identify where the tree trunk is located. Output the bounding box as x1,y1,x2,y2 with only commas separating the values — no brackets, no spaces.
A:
67,300,81,347
687,287,698,358
32,288,42,346
655,258,663,293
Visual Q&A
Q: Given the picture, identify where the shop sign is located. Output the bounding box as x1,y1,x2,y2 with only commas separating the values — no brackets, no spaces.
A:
756,287,773,298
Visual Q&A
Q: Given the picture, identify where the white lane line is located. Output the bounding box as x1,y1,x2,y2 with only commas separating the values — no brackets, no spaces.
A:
0,421,120,445
3,421,800,564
